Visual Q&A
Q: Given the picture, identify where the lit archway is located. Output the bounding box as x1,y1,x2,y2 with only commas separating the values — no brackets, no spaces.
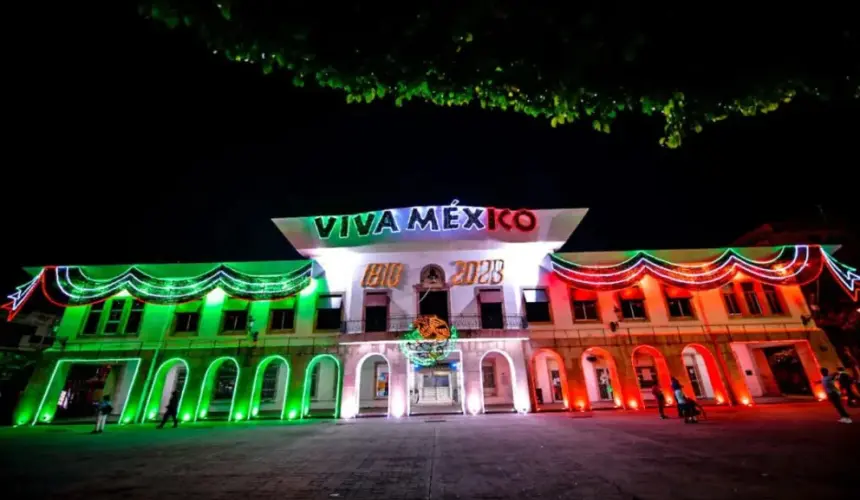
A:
195,356,241,422
301,354,343,419
28,358,142,426
141,358,190,423
249,355,290,420
631,345,674,408
581,347,624,409
530,348,570,411
478,350,519,413
354,352,391,417
681,344,730,404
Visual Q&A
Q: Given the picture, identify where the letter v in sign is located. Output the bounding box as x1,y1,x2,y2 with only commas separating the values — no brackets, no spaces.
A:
314,217,337,239
353,213,376,237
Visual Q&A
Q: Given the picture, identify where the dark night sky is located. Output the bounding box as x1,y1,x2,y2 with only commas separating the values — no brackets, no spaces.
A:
4,4,858,293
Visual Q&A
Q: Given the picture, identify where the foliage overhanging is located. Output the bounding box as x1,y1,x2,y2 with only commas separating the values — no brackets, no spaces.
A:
143,1,859,147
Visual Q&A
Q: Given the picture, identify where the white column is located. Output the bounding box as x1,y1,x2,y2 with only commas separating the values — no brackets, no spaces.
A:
387,345,408,418
339,349,361,419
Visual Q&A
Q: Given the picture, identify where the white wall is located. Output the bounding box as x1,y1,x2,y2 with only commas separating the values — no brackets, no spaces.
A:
730,343,763,397
317,246,553,330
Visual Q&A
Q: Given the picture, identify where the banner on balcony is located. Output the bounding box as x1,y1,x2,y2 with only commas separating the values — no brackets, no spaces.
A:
401,315,459,367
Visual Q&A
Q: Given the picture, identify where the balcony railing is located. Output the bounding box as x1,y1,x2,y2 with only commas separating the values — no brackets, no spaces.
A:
340,314,528,335
45,319,816,354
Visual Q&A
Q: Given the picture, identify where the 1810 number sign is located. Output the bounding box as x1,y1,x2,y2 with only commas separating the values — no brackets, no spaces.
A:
451,260,504,286
362,263,403,288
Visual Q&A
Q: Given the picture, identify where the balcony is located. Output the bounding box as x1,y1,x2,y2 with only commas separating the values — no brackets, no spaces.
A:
339,314,528,342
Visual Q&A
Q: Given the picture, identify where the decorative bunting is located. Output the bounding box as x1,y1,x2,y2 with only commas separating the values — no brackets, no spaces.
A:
551,245,857,300
821,251,860,301
2,271,43,321
3,263,313,320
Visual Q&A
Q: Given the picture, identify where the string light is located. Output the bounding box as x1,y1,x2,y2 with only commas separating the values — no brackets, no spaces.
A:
3,263,313,315
2,271,43,320
821,251,859,300
551,245,856,298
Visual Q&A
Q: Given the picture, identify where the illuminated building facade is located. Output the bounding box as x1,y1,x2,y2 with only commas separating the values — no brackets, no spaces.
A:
4,204,858,426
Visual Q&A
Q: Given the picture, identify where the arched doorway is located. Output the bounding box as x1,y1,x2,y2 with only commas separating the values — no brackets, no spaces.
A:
479,350,517,413
302,354,342,418
631,345,673,408
581,347,623,409
249,355,290,419
142,358,190,423
531,348,569,411
195,357,241,421
355,353,390,417
681,345,729,404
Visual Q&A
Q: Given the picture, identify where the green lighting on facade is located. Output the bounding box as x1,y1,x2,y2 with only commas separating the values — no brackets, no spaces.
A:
248,355,291,420
141,358,190,425
300,277,317,297
301,354,342,420
195,356,241,422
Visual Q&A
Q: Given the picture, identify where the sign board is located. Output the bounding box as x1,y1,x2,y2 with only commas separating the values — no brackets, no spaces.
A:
273,202,588,253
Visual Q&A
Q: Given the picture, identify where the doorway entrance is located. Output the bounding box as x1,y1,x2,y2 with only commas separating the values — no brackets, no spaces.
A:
55,364,112,420
762,346,812,396
408,357,463,415
31,358,141,425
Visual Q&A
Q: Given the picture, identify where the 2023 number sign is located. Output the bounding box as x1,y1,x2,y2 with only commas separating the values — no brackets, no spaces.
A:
450,260,504,286
361,263,404,288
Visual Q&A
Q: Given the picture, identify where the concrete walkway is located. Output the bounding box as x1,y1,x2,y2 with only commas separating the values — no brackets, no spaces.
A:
1,403,857,499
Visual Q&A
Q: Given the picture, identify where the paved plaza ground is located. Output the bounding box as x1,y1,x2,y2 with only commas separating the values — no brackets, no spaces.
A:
1,403,858,499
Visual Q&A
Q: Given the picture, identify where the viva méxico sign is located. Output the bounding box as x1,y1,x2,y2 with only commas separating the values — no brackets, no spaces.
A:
312,200,537,239
272,202,586,252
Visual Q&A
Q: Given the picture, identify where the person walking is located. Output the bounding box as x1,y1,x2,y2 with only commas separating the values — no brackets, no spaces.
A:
671,377,697,423
92,395,112,434
651,383,668,419
836,367,858,408
157,390,180,429
821,368,852,423
670,377,684,419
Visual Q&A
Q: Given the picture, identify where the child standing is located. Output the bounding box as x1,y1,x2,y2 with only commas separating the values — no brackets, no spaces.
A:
92,395,113,434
